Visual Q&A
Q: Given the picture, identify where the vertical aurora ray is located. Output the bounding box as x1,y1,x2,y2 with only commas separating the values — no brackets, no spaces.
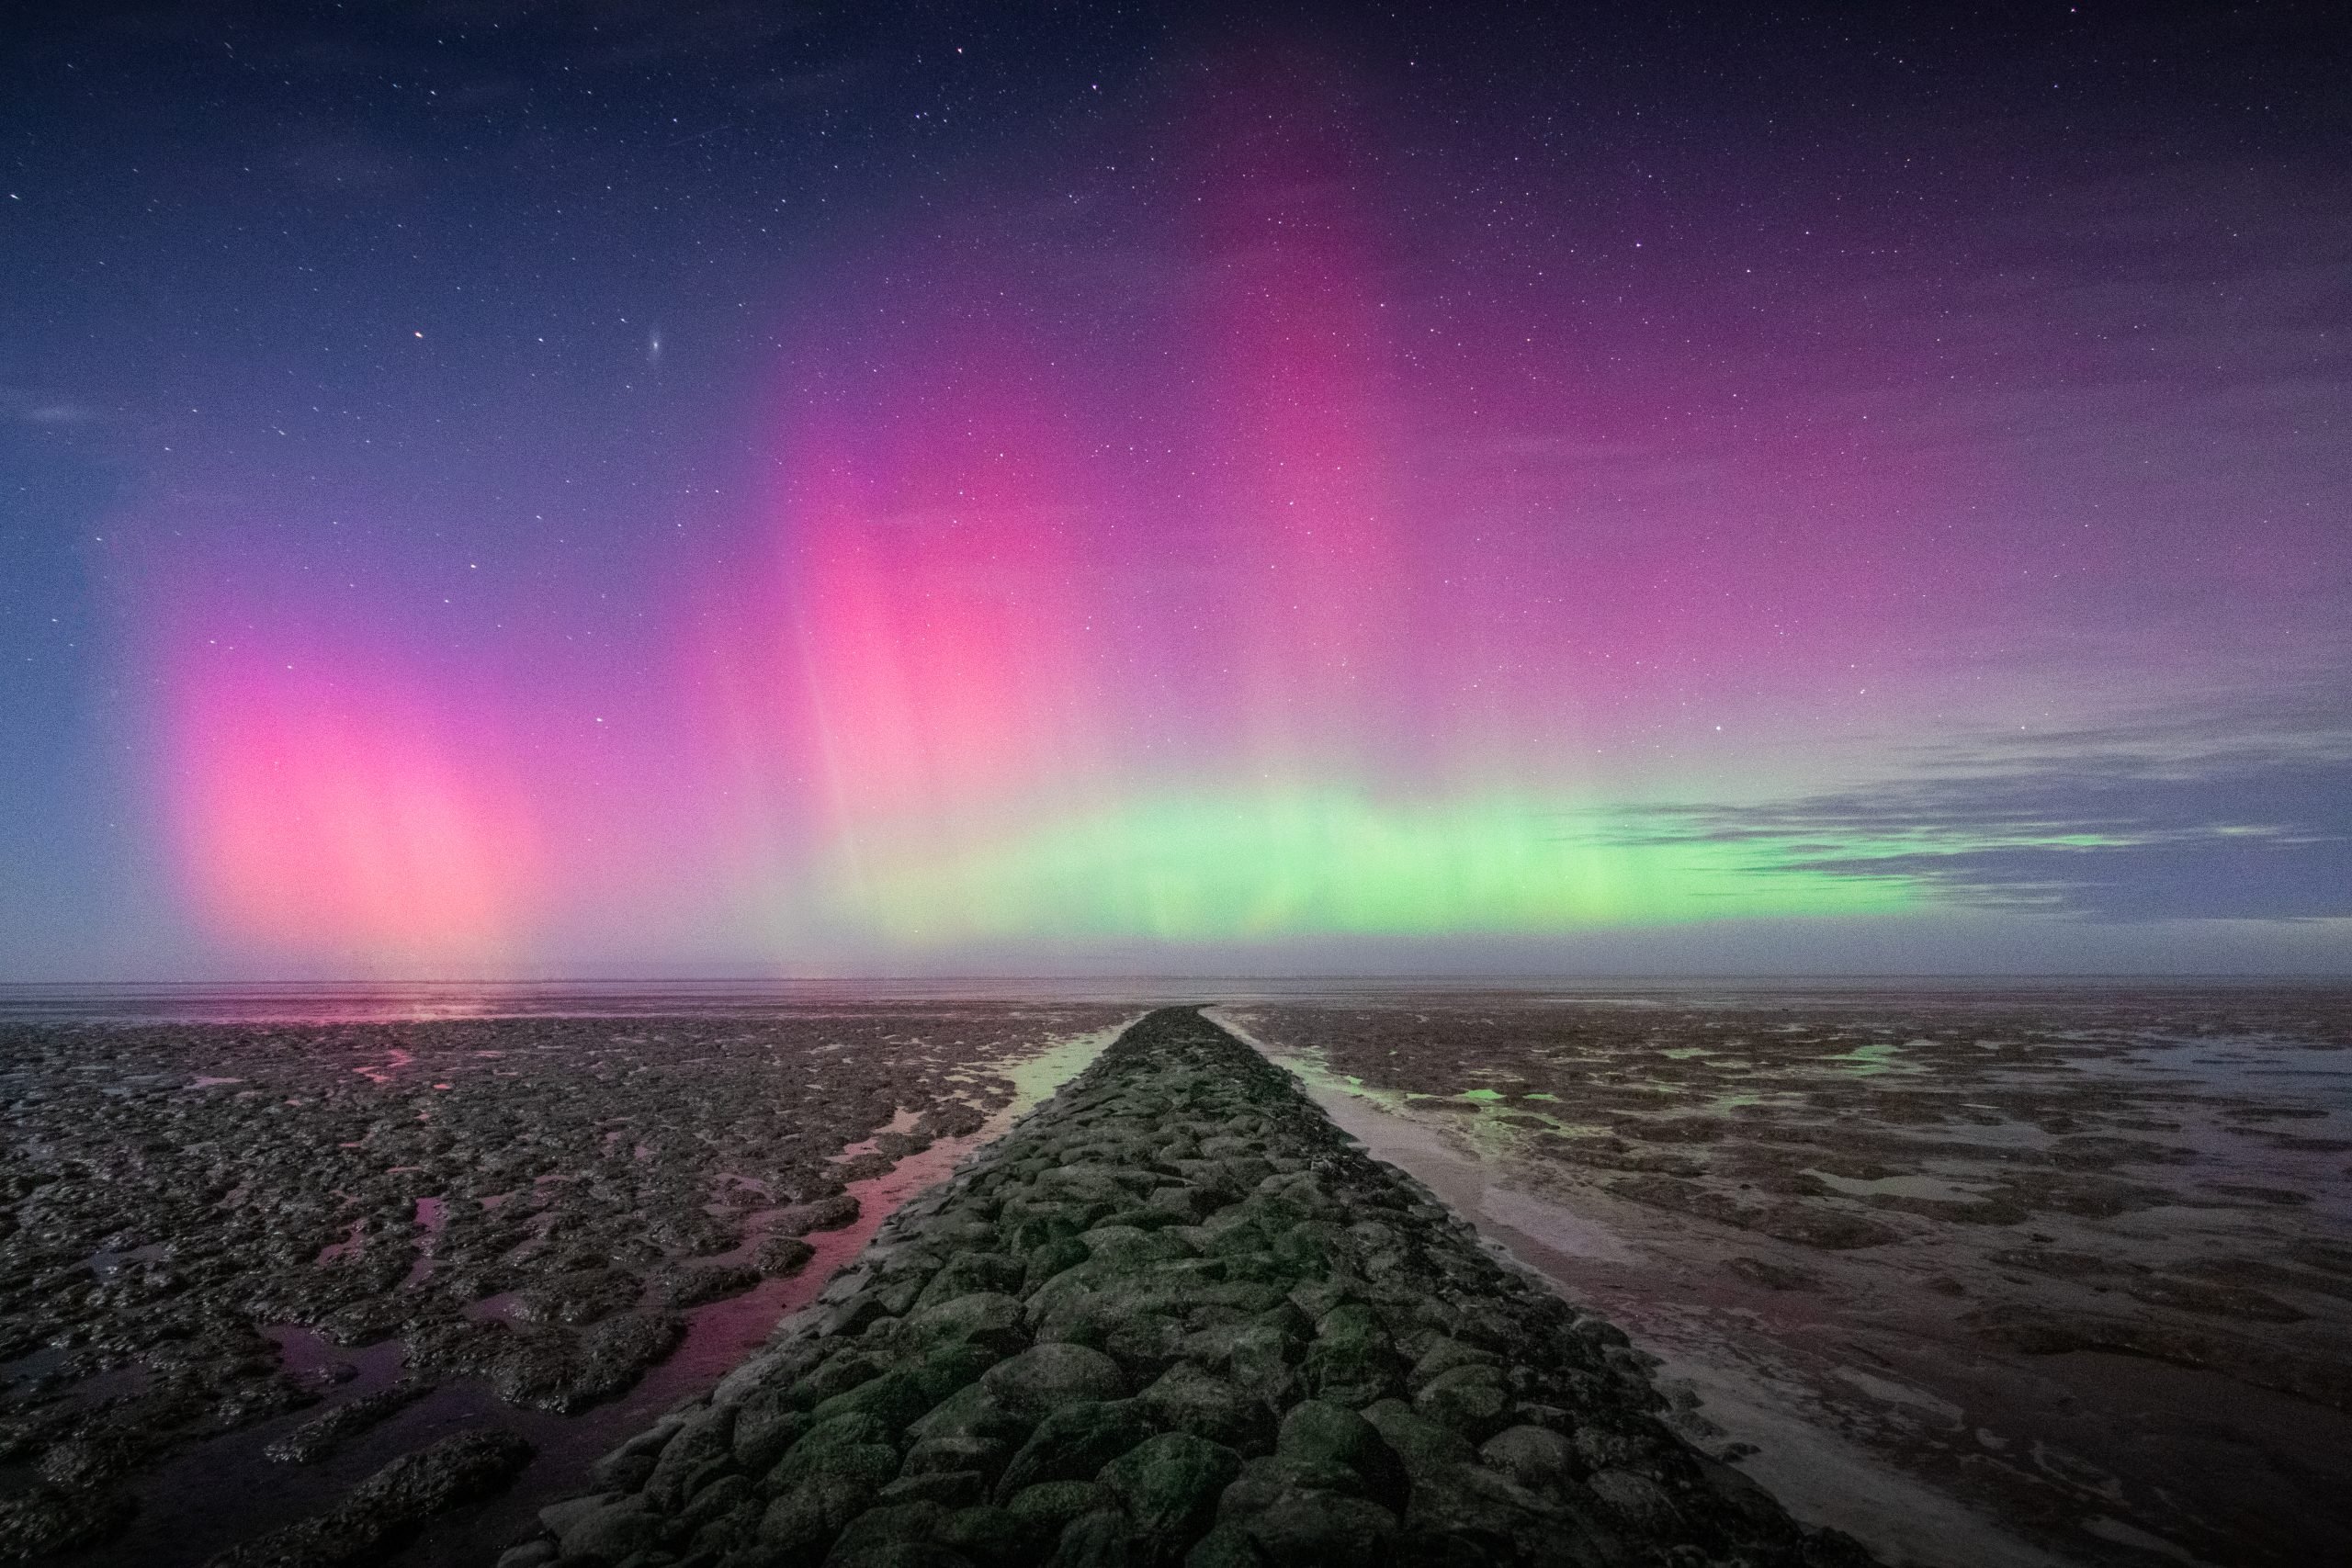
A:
1186,61,1409,782
682,53,1957,950
695,311,1126,940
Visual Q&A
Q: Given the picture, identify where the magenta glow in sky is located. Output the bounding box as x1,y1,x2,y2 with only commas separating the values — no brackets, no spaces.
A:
5,7,2346,977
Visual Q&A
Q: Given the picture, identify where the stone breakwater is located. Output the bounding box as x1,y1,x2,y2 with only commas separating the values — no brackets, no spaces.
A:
503,1009,1876,1567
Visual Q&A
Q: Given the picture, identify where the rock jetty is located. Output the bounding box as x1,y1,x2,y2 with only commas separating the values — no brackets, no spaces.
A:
502,1008,1874,1567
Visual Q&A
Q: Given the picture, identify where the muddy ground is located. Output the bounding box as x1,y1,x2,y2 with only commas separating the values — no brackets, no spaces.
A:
1224,987,2352,1568
0,1004,1131,1565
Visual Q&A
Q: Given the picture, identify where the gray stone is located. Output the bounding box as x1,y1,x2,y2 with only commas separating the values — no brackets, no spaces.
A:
1413,1362,1513,1440
769,1413,900,1492
811,1366,954,1435
683,1472,753,1531
935,1504,1025,1565
880,1469,989,1509
1216,1453,1368,1518
1588,1468,1684,1533
1405,1461,1615,1567
558,1495,662,1562
900,1431,1012,1482
1004,1479,1120,1551
979,1343,1128,1422
1273,1400,1405,1495
828,1498,953,1557
1479,1425,1583,1496
1242,1490,1400,1565
1408,1337,1504,1395
1097,1431,1243,1538
1046,1508,1145,1567
643,1403,737,1508
1299,1305,1403,1408
907,1292,1028,1356
993,1400,1155,1499
1361,1398,1477,1477
757,1470,878,1554
538,1494,616,1539
1137,1362,1272,1450
906,1383,1028,1448
733,1390,811,1473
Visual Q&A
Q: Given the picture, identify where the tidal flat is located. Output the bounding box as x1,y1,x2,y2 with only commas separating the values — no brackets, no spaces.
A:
1224,987,2352,1568
2,985,2344,1567
0,998,1134,1564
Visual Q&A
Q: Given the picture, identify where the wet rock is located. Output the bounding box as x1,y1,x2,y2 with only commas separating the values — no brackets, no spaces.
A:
1360,1398,1477,1477
731,1389,812,1473
1237,1489,1399,1565
905,1383,1028,1454
1401,1461,1602,1566
1047,1508,1146,1567
1413,1361,1514,1439
1006,1479,1121,1539
909,1291,1030,1356
881,1469,990,1509
994,1400,1155,1498
1587,1468,1683,1532
2123,1275,2305,1323
554,1493,662,1561
1273,1400,1404,1495
770,1411,900,1491
1478,1425,1583,1495
1099,1432,1243,1538
1299,1304,1403,1408
641,1402,736,1508
902,1430,1014,1484
759,1469,879,1556
979,1342,1127,1421
1218,1453,1370,1517
829,1498,955,1558
518,1008,1871,1568
1137,1362,1272,1450
1184,1521,1271,1567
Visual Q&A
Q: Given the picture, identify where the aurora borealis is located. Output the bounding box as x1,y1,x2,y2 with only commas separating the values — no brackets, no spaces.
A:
3,3,2346,977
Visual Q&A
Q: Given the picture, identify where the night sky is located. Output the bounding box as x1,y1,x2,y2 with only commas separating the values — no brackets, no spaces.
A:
3,2,2346,979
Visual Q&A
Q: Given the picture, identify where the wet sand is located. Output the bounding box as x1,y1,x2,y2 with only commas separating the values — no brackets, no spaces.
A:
1217,988,2352,1568
0,1005,1133,1564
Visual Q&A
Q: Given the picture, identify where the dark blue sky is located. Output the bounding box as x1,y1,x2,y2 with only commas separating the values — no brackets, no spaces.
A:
4,2,2347,978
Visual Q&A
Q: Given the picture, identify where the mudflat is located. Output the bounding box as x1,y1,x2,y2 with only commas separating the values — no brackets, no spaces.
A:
0,1002,1132,1564
1227,987,2352,1568
6,986,2343,1566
